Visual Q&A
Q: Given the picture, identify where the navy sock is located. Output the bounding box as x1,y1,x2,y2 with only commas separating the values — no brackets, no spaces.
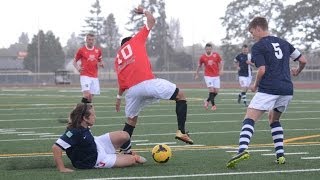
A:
238,118,255,153
270,121,284,158
176,100,187,134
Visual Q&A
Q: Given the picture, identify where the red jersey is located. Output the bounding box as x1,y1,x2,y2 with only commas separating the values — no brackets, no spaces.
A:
198,53,222,77
75,46,102,78
114,25,155,91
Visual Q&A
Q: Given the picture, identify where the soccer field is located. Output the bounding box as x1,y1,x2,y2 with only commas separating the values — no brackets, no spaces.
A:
1,87,320,180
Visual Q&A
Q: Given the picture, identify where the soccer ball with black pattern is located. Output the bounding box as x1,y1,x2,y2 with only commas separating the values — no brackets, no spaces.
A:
151,144,172,163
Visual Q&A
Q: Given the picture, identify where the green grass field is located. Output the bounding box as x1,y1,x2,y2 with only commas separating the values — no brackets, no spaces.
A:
1,87,320,180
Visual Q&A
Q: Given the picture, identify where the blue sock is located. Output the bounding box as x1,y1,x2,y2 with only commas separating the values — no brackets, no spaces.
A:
238,118,255,153
270,121,284,158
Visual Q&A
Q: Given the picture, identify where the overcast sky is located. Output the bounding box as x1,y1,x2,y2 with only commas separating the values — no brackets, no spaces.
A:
1,0,297,48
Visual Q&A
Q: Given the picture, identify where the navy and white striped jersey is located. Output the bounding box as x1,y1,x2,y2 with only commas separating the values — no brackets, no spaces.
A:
252,36,301,95
234,53,252,77
55,127,97,169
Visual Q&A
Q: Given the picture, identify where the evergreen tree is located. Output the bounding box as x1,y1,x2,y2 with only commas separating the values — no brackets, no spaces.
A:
102,13,121,58
24,30,65,72
169,18,184,51
80,0,104,47
7,32,29,57
65,32,80,59
221,0,284,45
278,0,320,50
126,0,147,34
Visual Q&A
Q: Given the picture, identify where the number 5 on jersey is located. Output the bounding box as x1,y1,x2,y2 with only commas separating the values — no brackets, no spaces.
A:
271,43,283,59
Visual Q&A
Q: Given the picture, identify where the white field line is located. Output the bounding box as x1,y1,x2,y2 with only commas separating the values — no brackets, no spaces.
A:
2,128,320,142
18,133,53,136
131,140,149,143
0,99,318,111
136,142,177,146
0,155,53,159
40,135,60,138
1,110,320,122
81,169,320,180
0,144,319,159
226,149,271,153
0,105,313,115
169,145,205,148
301,156,320,160
261,152,309,156
0,131,35,135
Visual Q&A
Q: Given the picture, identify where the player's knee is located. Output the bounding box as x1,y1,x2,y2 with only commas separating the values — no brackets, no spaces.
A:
120,131,130,141
127,118,137,126
175,89,186,101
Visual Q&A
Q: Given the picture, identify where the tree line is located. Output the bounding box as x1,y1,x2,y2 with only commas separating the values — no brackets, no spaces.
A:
1,0,319,72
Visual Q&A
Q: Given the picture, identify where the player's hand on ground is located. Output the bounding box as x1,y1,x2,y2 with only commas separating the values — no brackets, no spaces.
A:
59,167,74,173
134,5,144,14
115,99,121,112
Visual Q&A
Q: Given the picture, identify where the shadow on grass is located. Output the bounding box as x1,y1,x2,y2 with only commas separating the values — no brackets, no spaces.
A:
1,158,72,171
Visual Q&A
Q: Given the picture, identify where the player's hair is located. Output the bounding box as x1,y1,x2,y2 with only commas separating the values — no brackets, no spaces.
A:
242,44,248,48
86,33,95,38
121,37,132,46
205,43,212,48
248,17,268,31
67,103,93,129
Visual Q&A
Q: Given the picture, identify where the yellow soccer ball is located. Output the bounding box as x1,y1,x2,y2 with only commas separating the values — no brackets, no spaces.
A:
151,144,172,163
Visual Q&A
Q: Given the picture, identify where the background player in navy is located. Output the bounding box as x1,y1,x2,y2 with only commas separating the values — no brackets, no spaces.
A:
52,103,146,173
234,44,254,106
227,17,307,168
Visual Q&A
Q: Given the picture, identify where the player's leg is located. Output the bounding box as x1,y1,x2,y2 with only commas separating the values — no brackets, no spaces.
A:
203,76,211,109
241,87,248,106
80,76,93,103
94,132,145,169
145,78,193,144
242,76,252,106
238,76,248,105
227,92,276,168
268,110,285,164
226,108,264,168
268,95,292,164
120,116,137,154
238,77,244,104
110,131,147,165
89,77,101,103
210,77,220,111
119,83,150,154
173,88,194,144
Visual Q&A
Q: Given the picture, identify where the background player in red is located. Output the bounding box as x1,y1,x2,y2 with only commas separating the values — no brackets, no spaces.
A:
195,43,224,111
73,33,104,103
114,5,193,154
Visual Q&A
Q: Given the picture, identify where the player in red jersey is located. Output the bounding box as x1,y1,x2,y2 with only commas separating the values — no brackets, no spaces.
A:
114,6,193,154
73,33,104,103
195,43,224,111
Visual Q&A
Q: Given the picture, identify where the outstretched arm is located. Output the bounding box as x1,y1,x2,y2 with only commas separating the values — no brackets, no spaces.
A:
52,144,74,173
134,6,155,29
